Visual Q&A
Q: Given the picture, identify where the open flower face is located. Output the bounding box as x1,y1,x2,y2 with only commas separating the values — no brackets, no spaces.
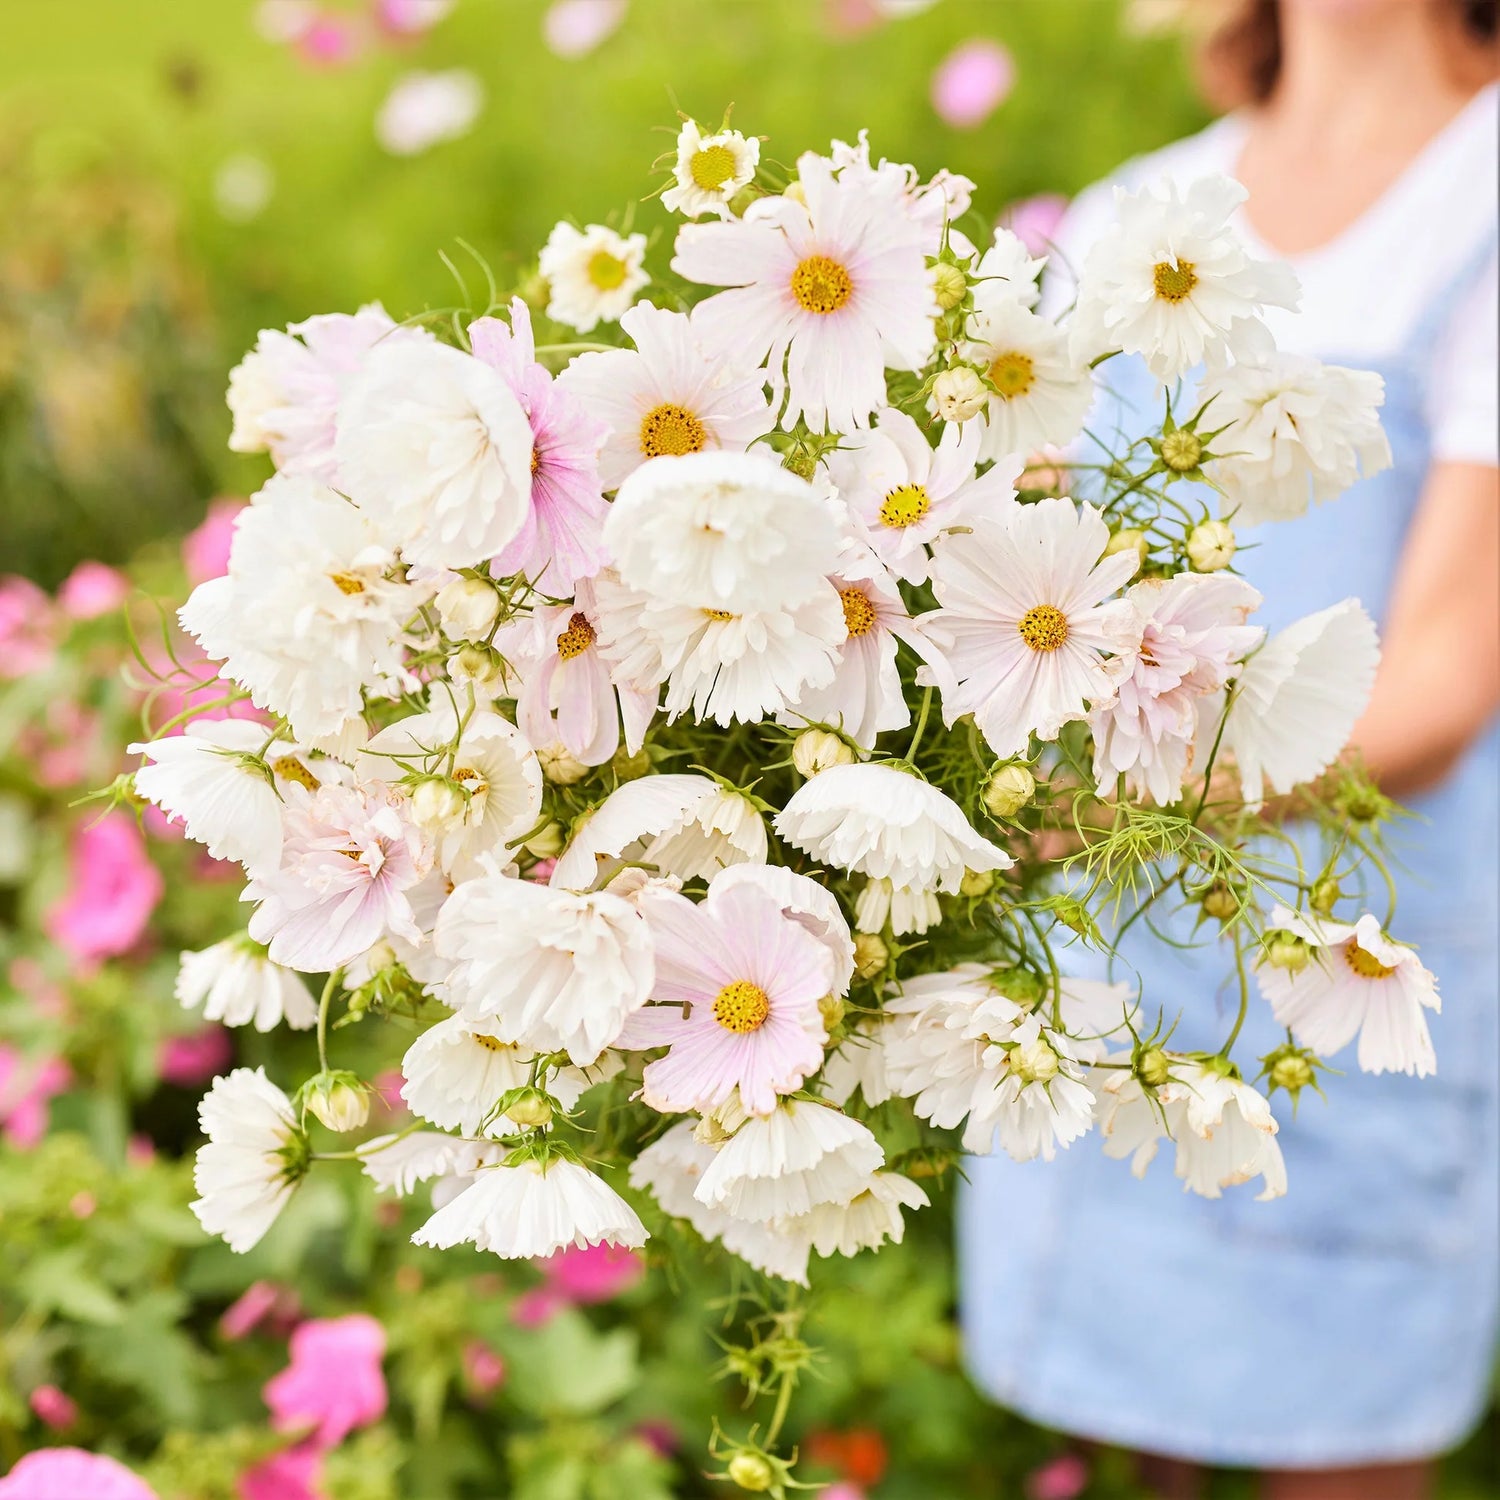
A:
539,222,650,334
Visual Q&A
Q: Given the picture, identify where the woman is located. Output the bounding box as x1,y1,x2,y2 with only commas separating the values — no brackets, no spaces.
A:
959,3,1499,1498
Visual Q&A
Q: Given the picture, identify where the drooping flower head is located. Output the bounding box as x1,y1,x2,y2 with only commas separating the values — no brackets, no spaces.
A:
176,937,317,1033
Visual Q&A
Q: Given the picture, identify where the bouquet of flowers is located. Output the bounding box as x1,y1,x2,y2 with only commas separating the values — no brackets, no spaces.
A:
121,115,1426,1488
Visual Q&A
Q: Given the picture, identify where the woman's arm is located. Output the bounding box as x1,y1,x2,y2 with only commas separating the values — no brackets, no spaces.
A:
1351,461,1500,796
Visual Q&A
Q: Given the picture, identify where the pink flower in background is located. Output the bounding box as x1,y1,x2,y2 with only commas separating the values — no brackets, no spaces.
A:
374,0,456,37
26,700,103,790
1000,193,1070,256
513,1241,644,1326
543,0,627,58
183,500,247,586
931,39,1015,129
28,1385,79,1430
1026,1453,1090,1500
264,1314,388,1448
0,1448,157,1500
462,1340,505,1398
239,1444,322,1500
0,576,60,679
8,958,67,1019
58,561,129,620
127,1134,157,1166
821,1486,868,1500
44,813,164,967
158,1027,234,1088
220,1281,283,1341
296,13,362,67
634,1420,679,1458
0,1045,71,1149
824,0,881,35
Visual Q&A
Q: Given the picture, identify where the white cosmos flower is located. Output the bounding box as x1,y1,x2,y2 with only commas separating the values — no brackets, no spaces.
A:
827,408,1020,585
961,294,1095,462
694,1100,884,1223
179,476,419,747
673,149,938,432
1090,572,1263,805
226,305,431,483
176,938,316,1033
796,1170,928,1258
434,873,654,1064
1256,906,1440,1077
854,877,942,937
375,68,483,156
604,450,841,614
399,1013,597,1135
412,1156,646,1257
550,773,769,890
710,862,856,996
1223,599,1378,806
539,222,649,333
335,338,535,570
357,707,543,881
972,225,1046,309
775,762,1013,894
1070,173,1301,380
662,120,760,219
130,718,283,875
191,1067,305,1254
825,129,974,257
1200,353,1393,526
357,1131,503,1196
922,497,1141,759
821,1020,894,1108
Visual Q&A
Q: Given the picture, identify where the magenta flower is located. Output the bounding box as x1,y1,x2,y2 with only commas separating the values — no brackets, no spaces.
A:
183,500,246,586
239,1443,322,1500
0,575,59,679
1000,193,1070,257
1026,1454,1090,1500
463,1340,506,1397
158,1027,234,1088
44,813,164,967
220,1281,283,1342
264,1314,388,1449
58,561,129,620
0,1448,157,1500
373,0,455,37
27,1385,78,1430
470,302,608,594
931,39,1015,129
539,1241,644,1302
0,1047,69,1148
295,13,362,67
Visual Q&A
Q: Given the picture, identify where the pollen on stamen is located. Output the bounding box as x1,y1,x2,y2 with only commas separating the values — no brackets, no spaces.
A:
840,587,878,638
556,612,597,661
1152,259,1198,303
639,402,707,459
1017,604,1069,652
879,483,930,529
587,250,628,291
790,254,853,315
689,143,738,192
987,351,1035,399
328,571,367,596
471,1033,516,1053
712,979,771,1034
1343,941,1397,980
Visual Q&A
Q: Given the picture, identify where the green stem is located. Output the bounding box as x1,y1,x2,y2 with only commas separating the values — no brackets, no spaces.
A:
316,969,344,1074
763,1372,797,1451
905,685,934,762
1220,927,1250,1057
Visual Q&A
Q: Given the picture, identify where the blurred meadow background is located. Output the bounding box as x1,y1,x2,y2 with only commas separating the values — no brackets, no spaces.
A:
0,3,1491,1499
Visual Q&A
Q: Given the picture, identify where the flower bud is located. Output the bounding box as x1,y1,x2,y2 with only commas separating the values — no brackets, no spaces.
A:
1309,877,1341,915
453,642,508,689
792,727,855,778
364,939,398,974
990,966,1045,1007
304,1074,369,1133
727,1453,775,1492
504,1090,554,1129
523,820,566,859
1103,527,1149,577
932,261,967,311
411,776,468,832
1051,896,1091,936
1268,1049,1316,1094
983,762,1035,818
782,180,806,207
818,993,845,1030
1186,519,1236,573
852,932,889,981
435,576,501,641
1160,428,1203,473
932,366,988,423
1265,930,1310,972
1137,1047,1172,1089
537,741,590,786
1202,883,1238,921
1338,785,1385,823
959,868,995,898
1010,1037,1060,1085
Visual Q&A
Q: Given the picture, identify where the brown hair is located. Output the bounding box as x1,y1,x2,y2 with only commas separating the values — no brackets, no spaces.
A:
1197,0,1499,109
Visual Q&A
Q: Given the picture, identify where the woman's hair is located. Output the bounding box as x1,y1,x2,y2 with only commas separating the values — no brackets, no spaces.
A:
1197,0,1499,108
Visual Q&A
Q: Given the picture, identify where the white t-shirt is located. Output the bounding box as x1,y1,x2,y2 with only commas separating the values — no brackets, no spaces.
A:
1043,82,1499,467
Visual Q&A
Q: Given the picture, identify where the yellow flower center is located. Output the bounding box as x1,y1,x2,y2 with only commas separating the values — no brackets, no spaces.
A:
639,402,707,459
840,586,878,638
1153,259,1198,303
587,249,628,291
689,143,739,192
556,611,597,661
879,482,930,529
530,445,541,475
328,571,366,596
271,756,320,791
703,608,736,622
790,254,853,315
1343,941,1397,980
1017,604,1069,652
453,766,488,802
712,979,771,1033
987,351,1035,399
471,1033,515,1053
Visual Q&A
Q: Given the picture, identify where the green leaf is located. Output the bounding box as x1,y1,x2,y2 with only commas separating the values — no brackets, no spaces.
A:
18,1247,126,1326
502,1308,639,1418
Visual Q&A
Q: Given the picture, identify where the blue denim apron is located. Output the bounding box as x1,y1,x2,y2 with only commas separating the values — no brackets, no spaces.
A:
957,228,1500,1467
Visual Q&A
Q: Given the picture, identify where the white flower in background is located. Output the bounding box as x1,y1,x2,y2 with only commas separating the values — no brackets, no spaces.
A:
129,718,283,875
710,861,857,997
1224,599,1379,806
604,450,841,615
1070,174,1301,380
539,222,649,333
828,408,1021,584
399,1013,597,1135
375,69,483,157
961,295,1095,462
673,149,938,432
1090,572,1263,804
550,773,768,890
798,1170,929,1258
972,225,1046,309
822,1022,894,1108
335,338,535,570
1256,906,1440,1077
214,153,275,223
435,873,654,1064
1052,976,1140,1062
226,305,429,483
695,1101,884,1223
176,938,317,1033
1200,353,1393,526
412,1157,647,1257
245,784,432,973
663,119,760,219
854,877,942,937
558,302,775,489
191,1067,304,1254
357,1131,503,1196
776,763,1013,894
357,707,543,880
179,477,418,747
922,497,1141,759
542,0,628,60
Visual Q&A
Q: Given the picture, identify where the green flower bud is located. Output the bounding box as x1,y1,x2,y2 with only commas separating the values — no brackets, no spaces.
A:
932,261,968,311
410,776,468,832
504,1090,554,1129
453,642,508,689
537,742,590,786
1160,428,1203,473
1269,1050,1316,1094
818,993,846,1030
959,867,995,898
792,727,855,778
1186,519,1236,572
611,744,653,783
304,1074,369,1133
1137,1047,1172,1089
1202,883,1239,921
1103,527,1149,577
1309,877,1341,915
852,932,889,981
1265,931,1310,972
727,1453,775,1492
983,762,1035,818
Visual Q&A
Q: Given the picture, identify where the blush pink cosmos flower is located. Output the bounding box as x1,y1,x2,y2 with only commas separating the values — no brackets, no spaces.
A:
374,0,455,37
542,0,627,58
931,39,1015,130
158,1027,234,1088
27,1386,78,1430
239,1443,322,1500
58,562,129,620
469,301,608,594
183,500,247,586
0,576,59,679
0,1448,157,1500
45,813,164,967
264,1314,388,1449
1000,193,1070,257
